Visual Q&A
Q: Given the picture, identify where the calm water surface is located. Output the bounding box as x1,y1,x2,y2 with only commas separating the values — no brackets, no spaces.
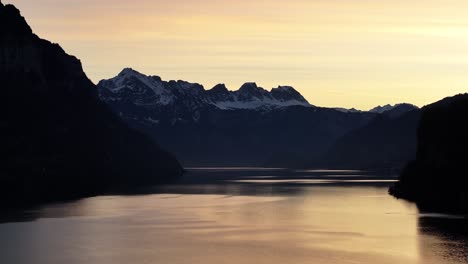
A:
1,168,468,264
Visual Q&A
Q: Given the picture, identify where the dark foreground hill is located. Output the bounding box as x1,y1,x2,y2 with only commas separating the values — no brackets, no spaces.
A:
0,4,183,208
390,94,468,212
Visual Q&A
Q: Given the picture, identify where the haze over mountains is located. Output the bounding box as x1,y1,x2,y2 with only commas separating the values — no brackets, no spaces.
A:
98,68,420,168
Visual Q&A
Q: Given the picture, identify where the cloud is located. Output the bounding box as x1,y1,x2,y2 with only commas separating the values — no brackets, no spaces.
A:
8,0,468,109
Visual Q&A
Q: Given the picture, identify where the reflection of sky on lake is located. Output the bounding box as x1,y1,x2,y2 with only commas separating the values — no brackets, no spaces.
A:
0,168,467,264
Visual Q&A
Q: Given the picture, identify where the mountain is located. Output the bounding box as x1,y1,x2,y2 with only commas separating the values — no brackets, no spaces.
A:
98,68,311,112
98,69,378,167
312,109,421,169
97,69,424,169
390,94,468,212
370,103,419,118
309,103,421,170
0,4,183,208
334,103,418,119
370,104,399,113
333,108,363,113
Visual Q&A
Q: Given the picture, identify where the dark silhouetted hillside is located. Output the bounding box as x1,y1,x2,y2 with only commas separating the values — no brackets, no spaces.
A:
311,109,421,169
0,3,183,208
390,94,468,212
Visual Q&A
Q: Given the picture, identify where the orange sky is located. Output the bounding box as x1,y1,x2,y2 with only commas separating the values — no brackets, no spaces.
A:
7,0,468,109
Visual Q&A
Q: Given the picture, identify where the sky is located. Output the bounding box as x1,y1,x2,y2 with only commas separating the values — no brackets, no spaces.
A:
7,0,468,109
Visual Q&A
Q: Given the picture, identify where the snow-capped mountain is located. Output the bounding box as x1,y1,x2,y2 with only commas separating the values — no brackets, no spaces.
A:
96,68,419,168
96,68,378,166
98,68,312,111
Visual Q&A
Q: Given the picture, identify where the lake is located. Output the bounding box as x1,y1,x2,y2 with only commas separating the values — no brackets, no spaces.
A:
1,168,467,264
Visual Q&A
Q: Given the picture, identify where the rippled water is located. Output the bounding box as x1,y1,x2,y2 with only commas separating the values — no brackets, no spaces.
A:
1,168,467,264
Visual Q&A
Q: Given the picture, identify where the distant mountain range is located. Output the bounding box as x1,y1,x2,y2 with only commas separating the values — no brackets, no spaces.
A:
335,103,418,117
314,109,421,169
99,68,312,113
98,68,420,168
0,4,182,208
370,103,419,119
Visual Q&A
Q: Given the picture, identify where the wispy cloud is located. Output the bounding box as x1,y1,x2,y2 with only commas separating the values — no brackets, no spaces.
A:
8,0,468,109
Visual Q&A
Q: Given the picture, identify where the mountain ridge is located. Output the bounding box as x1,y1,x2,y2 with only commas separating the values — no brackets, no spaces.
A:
98,68,312,111
311,109,421,169
97,68,422,168
0,4,182,208
335,103,419,116
98,69,378,166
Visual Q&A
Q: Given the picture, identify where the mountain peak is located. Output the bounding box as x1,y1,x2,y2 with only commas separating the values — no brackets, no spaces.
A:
118,67,141,76
239,82,258,90
275,85,295,91
1,3,92,96
370,103,418,114
99,69,314,110
1,3,183,205
271,85,300,94
237,82,271,101
271,85,310,105
210,83,229,93
0,4,33,37
370,104,395,113
369,103,419,118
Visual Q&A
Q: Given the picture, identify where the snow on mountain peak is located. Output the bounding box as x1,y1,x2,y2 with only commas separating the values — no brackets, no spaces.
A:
98,69,312,111
98,68,173,105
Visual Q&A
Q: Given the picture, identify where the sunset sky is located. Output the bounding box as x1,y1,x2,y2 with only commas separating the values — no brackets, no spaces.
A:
8,0,468,109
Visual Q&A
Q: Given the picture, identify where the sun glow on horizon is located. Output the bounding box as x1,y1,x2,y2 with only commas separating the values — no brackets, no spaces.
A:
7,0,468,110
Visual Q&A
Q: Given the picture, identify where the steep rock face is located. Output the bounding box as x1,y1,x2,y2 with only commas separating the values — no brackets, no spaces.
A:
0,4,182,207
390,94,468,212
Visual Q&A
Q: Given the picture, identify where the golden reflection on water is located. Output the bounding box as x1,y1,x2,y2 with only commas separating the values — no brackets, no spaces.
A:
230,179,397,183
0,184,467,264
188,187,420,263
